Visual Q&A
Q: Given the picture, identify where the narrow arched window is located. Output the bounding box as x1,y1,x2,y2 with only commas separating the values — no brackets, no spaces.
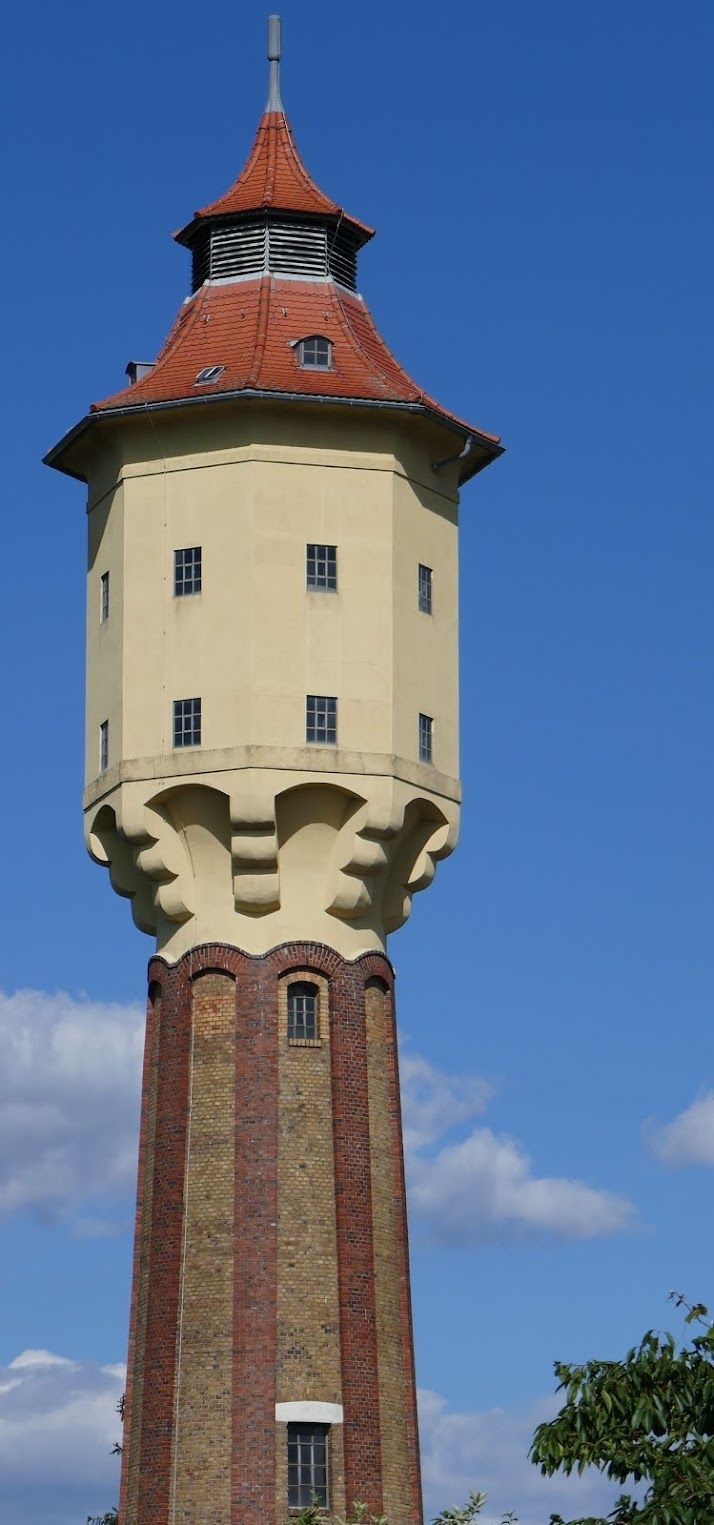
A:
287,981,319,1041
298,335,332,370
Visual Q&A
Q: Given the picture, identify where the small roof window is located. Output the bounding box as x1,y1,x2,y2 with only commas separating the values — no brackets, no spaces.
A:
296,336,333,371
194,365,225,385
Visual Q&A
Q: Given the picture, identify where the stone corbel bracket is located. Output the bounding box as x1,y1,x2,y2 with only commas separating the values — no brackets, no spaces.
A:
229,774,280,913
85,786,194,936
83,769,460,954
328,779,459,934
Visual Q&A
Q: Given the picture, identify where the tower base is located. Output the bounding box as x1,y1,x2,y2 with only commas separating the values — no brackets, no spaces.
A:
119,941,423,1525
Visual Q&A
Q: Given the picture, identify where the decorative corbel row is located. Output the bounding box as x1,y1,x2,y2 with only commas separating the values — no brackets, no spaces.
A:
85,789,194,936
229,777,280,913
328,782,460,933
382,803,458,934
328,788,401,920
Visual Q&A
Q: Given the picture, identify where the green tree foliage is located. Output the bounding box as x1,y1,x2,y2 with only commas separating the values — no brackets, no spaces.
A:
431,1491,488,1524
294,1497,516,1525
293,1506,388,1525
530,1293,714,1524
431,1490,517,1523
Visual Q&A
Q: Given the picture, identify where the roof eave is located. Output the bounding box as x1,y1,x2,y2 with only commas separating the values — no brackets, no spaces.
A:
44,390,503,484
174,206,374,251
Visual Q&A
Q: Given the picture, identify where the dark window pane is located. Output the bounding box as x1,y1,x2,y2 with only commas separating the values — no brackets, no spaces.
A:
299,335,332,370
174,547,202,597
306,543,337,592
306,694,337,745
287,1424,329,1510
418,562,433,614
419,712,433,764
287,982,318,1041
173,697,202,747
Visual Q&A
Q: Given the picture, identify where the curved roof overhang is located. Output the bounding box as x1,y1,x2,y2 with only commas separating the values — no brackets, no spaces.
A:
44,387,504,487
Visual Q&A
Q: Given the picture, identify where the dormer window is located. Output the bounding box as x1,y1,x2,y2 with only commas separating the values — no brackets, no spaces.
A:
194,365,225,385
297,336,332,370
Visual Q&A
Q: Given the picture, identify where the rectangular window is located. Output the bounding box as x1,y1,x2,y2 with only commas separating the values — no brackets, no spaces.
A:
419,712,433,765
173,697,201,748
306,543,337,592
100,571,110,623
287,1423,329,1511
174,546,202,597
306,694,337,745
99,719,109,772
418,562,432,614
287,982,319,1042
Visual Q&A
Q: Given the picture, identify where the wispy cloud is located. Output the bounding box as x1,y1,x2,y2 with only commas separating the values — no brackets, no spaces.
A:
419,1387,618,1525
0,988,143,1224
0,988,632,1243
0,1345,623,1525
402,1055,634,1243
0,1348,124,1525
646,1091,714,1166
400,1054,493,1153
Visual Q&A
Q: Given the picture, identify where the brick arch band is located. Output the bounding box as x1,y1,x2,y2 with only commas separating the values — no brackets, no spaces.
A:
119,942,422,1525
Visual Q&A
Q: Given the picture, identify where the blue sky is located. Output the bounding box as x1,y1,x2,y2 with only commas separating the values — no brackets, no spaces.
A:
1,2,713,1520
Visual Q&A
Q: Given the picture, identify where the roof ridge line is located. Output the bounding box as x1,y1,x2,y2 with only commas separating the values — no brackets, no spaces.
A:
278,112,339,210
90,285,211,413
335,290,414,397
245,275,272,389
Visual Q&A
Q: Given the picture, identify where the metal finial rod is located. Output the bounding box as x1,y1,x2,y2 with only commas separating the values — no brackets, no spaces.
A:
266,15,283,111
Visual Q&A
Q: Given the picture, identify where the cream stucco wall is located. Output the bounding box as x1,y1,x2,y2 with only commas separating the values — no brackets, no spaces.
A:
81,400,464,957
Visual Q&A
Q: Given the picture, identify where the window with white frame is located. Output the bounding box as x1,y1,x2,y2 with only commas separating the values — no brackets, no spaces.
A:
306,695,337,745
298,335,332,370
173,697,201,748
194,365,225,385
174,547,202,597
306,544,337,592
287,1423,329,1511
287,982,319,1042
419,712,433,765
100,571,110,623
99,719,109,772
418,562,432,614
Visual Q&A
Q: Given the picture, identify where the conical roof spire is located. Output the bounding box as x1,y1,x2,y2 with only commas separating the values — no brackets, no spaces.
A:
266,15,283,113
46,17,503,487
174,23,374,249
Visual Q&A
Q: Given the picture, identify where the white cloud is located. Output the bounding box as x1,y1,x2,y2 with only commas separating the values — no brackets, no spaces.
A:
0,1348,124,1525
0,1347,624,1525
0,988,143,1225
647,1092,714,1167
0,987,632,1244
419,1387,619,1525
0,1344,620,1525
401,1057,634,1243
400,1055,492,1153
9,1350,75,1370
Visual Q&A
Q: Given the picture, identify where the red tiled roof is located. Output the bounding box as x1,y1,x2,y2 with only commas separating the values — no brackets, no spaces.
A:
90,276,500,450
176,111,373,245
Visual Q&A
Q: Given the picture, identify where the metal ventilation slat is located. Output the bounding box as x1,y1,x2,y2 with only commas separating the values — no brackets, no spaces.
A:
192,234,212,292
210,221,267,278
268,222,327,277
327,229,358,291
191,215,360,288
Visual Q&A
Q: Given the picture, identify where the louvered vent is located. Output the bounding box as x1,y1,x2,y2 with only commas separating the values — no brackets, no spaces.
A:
190,216,359,292
268,222,328,279
327,228,358,291
211,220,267,280
192,234,212,292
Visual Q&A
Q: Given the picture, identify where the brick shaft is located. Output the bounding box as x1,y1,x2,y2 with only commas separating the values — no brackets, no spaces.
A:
119,942,423,1525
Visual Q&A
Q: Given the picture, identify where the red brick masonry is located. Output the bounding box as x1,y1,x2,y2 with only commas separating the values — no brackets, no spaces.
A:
119,941,423,1525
